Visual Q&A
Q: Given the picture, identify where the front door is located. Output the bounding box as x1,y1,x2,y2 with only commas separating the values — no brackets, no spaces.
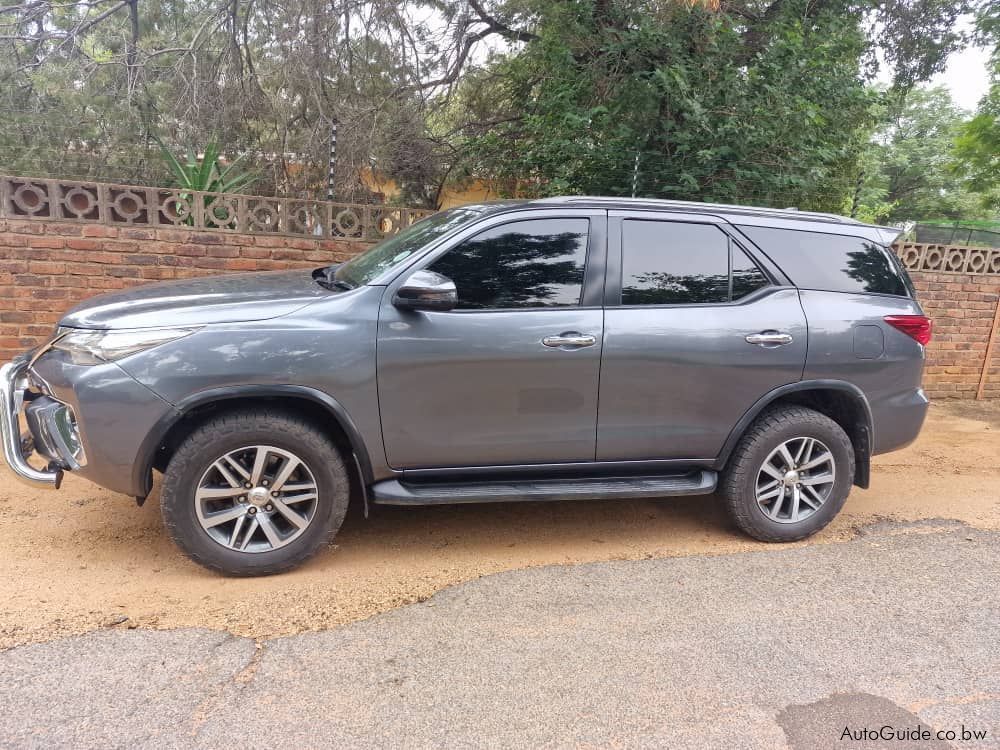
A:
377,211,606,469
597,214,807,461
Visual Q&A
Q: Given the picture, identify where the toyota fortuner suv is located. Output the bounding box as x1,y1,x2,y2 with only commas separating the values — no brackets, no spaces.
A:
0,197,931,576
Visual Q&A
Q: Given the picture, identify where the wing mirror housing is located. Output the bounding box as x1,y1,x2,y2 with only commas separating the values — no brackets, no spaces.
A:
392,270,458,312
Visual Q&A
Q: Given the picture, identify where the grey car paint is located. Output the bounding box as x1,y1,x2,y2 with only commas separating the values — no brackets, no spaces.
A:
10,198,927,505
728,216,929,456
61,269,330,329
377,207,608,469
796,289,928,454
598,287,809,460
596,211,809,461
28,351,177,496
378,306,605,467
115,284,391,488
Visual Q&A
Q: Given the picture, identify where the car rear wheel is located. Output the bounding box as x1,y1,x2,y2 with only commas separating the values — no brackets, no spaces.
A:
160,408,350,576
720,405,854,542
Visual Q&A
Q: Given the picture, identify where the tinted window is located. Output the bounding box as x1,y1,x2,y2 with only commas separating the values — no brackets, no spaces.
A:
731,245,770,300
429,218,589,309
737,226,910,297
621,221,730,305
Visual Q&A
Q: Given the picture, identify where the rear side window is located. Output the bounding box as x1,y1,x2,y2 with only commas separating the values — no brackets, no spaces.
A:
620,220,769,305
737,226,911,297
731,245,770,300
429,218,589,309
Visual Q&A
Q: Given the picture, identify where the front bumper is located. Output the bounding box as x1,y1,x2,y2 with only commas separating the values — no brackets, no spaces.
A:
3,351,179,495
0,357,66,487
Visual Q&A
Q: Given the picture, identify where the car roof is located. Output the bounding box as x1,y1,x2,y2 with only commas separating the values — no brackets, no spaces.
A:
458,196,901,244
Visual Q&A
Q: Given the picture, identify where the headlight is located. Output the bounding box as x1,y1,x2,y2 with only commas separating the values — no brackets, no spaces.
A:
51,326,199,365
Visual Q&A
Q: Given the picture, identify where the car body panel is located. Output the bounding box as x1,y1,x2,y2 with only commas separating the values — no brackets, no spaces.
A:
795,289,928,454
114,284,394,481
597,287,808,460
28,350,177,495
377,305,605,468
61,270,331,329
595,211,809,460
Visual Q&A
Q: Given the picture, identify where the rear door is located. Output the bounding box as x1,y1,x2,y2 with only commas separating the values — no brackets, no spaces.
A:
377,209,607,469
596,212,807,461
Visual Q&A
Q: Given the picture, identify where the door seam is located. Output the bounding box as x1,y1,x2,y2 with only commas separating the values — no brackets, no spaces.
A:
593,306,605,461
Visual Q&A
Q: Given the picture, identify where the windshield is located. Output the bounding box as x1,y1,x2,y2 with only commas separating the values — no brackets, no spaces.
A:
334,206,487,287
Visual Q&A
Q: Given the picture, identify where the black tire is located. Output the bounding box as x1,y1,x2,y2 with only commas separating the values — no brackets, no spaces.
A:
719,405,855,543
160,408,350,576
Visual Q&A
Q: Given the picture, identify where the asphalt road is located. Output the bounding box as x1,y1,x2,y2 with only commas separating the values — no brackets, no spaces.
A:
2,520,998,749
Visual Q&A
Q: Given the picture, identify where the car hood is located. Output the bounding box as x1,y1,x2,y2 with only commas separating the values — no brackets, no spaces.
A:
60,269,333,329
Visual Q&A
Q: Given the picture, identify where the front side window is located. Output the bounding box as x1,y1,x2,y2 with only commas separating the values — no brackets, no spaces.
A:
621,220,769,305
428,218,590,309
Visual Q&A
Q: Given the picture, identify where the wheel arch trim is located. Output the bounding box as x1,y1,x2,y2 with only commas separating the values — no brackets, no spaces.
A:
131,385,374,499
714,380,874,487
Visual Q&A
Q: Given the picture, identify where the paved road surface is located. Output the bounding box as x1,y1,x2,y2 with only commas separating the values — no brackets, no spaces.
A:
2,520,998,749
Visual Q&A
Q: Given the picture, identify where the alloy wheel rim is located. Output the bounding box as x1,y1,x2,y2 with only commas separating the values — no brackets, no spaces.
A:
195,445,319,553
754,437,836,524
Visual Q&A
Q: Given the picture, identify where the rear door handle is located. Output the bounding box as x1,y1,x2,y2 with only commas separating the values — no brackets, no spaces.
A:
745,331,794,347
542,332,597,349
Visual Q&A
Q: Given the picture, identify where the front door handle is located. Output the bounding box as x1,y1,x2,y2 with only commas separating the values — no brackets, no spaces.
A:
745,330,794,347
542,332,597,349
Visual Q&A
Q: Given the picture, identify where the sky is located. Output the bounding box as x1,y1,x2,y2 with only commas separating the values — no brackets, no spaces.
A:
931,42,992,112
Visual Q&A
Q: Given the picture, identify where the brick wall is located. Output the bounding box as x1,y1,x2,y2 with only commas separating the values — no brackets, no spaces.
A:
909,271,1000,399
0,218,372,362
2,217,999,399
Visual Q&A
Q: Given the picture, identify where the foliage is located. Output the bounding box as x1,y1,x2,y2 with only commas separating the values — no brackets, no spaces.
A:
852,87,988,222
0,0,987,213
158,141,258,194
872,0,976,89
453,1,868,210
955,96,1000,207
0,0,451,200
953,1,1000,211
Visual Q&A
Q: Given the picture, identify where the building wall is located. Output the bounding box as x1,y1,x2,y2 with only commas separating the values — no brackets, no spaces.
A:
2,218,999,399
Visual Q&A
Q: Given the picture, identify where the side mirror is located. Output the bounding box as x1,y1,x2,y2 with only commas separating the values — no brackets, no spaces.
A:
392,270,458,312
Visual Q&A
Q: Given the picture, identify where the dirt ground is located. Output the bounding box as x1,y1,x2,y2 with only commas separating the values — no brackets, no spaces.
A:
1,400,998,650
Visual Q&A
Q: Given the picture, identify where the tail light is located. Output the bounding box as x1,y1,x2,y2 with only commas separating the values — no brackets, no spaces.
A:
884,314,932,346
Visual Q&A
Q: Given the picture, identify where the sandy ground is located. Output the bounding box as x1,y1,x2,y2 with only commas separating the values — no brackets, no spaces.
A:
1,400,998,650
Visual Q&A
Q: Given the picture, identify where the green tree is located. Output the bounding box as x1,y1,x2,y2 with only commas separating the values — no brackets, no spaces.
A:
857,86,986,222
0,0,454,200
449,0,972,212
0,0,979,210
953,1,1000,211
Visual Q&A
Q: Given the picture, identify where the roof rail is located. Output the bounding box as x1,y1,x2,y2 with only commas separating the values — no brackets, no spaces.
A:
536,196,861,225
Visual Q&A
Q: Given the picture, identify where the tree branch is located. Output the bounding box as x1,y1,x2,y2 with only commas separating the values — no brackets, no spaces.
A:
736,0,837,63
467,0,537,43
738,0,788,59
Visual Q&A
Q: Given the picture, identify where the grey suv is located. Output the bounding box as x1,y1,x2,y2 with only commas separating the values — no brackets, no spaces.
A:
1,197,931,576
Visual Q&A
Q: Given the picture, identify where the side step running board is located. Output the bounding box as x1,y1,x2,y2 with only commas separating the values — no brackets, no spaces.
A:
371,470,717,506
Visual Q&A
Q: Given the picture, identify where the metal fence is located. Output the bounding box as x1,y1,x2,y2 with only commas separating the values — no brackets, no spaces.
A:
0,175,434,241
913,223,1000,248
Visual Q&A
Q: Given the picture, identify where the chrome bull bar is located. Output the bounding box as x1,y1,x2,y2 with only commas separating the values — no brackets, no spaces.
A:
0,358,63,487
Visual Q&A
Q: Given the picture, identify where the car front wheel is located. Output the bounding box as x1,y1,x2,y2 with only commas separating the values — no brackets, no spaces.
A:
720,405,855,542
160,408,350,576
